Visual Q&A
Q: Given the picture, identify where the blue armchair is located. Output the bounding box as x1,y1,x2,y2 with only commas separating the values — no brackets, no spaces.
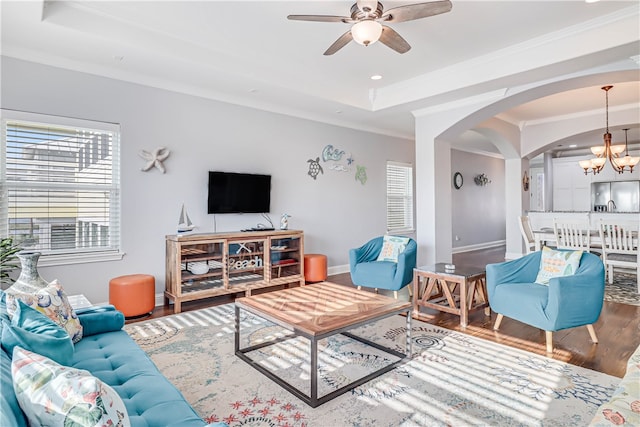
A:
349,236,417,298
486,250,605,353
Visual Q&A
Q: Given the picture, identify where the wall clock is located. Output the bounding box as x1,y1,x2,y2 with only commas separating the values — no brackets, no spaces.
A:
453,172,463,189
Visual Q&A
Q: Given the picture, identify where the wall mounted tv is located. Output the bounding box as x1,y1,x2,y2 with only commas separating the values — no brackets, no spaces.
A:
208,171,271,214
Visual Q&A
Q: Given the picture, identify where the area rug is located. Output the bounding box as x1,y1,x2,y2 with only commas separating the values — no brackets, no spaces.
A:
604,273,639,306
125,305,618,427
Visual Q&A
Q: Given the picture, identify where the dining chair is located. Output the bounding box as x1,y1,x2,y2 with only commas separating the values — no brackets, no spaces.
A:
598,220,639,291
553,219,592,252
518,216,536,254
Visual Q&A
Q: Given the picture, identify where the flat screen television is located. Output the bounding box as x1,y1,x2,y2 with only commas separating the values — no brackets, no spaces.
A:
208,171,271,214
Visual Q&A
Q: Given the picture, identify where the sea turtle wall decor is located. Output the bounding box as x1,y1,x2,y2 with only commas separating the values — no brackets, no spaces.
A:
355,165,367,185
306,146,367,184
307,157,323,180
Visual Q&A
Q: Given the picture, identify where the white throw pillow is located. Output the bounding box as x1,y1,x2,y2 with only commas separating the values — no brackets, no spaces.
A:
12,346,130,427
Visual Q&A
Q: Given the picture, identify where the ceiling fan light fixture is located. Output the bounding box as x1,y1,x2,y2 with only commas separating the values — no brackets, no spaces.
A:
351,20,383,46
356,0,379,14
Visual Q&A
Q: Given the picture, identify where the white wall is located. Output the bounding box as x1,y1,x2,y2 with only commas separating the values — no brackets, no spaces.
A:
451,150,506,251
1,57,414,304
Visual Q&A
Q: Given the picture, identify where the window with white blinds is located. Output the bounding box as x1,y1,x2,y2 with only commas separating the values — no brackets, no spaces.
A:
386,161,414,233
1,111,122,265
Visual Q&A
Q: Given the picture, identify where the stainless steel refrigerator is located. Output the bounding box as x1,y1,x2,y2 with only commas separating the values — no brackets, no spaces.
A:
591,180,640,212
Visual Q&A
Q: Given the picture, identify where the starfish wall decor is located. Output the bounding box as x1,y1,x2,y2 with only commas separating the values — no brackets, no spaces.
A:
139,147,171,173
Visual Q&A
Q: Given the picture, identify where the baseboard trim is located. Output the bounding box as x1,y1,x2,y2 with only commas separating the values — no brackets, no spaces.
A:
452,240,506,254
328,264,350,276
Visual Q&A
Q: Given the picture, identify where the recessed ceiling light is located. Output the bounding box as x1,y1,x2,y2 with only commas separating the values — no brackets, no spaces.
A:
569,144,577,148
370,75,382,80
585,0,600,3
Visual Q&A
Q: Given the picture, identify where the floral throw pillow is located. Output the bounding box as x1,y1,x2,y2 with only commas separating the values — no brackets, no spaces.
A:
5,279,83,343
534,247,583,285
376,235,410,263
12,346,130,427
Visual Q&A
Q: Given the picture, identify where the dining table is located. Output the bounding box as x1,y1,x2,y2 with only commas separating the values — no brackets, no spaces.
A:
532,228,639,251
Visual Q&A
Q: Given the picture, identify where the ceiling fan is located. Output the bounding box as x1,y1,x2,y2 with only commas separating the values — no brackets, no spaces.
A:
287,0,452,55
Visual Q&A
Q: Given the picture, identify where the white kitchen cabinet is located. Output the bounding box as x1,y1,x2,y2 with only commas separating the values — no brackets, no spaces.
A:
553,159,590,211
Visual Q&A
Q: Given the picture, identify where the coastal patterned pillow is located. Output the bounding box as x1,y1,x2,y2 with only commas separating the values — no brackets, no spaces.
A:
5,280,83,343
534,247,583,285
376,235,410,262
588,344,640,426
12,347,130,427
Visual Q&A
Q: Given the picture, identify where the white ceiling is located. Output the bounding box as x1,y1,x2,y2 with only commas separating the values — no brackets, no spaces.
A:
2,0,639,156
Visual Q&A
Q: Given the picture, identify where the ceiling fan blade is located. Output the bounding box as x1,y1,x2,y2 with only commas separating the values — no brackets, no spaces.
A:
324,30,354,55
381,0,452,23
287,14,351,23
379,26,411,54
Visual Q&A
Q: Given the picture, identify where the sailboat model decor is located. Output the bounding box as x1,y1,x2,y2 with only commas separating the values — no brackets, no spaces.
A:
177,204,196,233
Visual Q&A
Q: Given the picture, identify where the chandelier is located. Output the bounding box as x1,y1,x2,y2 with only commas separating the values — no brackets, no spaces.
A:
578,85,639,175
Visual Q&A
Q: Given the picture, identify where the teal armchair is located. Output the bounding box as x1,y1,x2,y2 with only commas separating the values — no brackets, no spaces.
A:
486,250,605,353
349,236,417,298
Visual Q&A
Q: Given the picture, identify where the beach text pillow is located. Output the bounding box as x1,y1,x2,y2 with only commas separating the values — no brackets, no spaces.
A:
376,235,410,263
534,247,582,285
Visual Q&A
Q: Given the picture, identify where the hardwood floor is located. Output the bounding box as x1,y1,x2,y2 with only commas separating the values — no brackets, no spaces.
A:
131,246,639,378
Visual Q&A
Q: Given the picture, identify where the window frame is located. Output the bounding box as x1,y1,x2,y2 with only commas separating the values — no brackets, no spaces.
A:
1,110,124,266
386,161,415,234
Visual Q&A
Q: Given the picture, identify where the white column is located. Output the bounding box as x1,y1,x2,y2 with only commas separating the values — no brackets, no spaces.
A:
505,158,529,260
415,121,452,266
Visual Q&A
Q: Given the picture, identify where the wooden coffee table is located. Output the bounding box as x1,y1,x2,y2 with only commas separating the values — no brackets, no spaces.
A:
234,282,412,407
413,263,490,327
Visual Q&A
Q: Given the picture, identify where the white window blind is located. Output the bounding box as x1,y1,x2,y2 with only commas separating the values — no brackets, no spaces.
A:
1,111,121,264
386,161,414,232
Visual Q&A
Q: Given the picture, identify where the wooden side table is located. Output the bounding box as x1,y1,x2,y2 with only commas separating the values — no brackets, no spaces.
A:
412,263,490,327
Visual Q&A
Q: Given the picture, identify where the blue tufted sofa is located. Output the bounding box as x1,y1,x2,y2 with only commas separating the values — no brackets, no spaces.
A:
1,291,227,427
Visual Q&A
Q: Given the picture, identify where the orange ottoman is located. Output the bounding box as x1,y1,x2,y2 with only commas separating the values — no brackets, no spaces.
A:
304,254,327,283
109,274,155,318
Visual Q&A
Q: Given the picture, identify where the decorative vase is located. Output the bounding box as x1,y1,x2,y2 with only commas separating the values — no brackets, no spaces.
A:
11,251,48,292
